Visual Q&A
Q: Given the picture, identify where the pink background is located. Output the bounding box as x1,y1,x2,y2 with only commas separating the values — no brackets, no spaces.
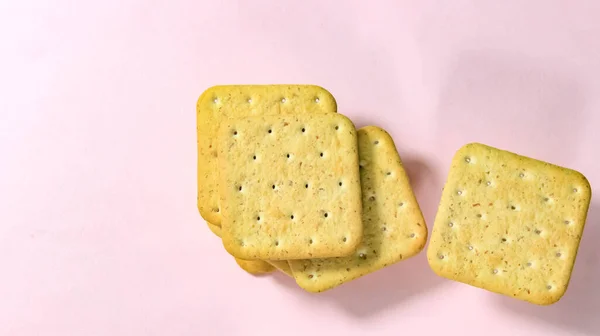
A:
2,1,600,335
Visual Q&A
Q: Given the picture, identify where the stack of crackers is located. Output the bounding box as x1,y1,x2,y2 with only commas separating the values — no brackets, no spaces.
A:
197,85,591,304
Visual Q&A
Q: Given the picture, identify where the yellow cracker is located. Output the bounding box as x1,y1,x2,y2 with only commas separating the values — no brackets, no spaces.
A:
197,85,336,226
235,258,276,275
207,221,222,237
289,126,427,292
427,143,591,305
206,220,275,275
267,261,293,277
217,113,363,260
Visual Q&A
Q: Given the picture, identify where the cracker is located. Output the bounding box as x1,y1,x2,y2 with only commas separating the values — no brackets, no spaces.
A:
268,261,293,276
217,113,363,260
289,126,427,292
206,220,275,275
197,85,337,226
235,258,276,275
207,221,222,237
427,143,591,305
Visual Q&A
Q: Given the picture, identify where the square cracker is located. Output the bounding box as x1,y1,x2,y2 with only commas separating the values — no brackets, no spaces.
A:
197,85,337,226
217,113,363,260
427,143,591,305
289,126,427,292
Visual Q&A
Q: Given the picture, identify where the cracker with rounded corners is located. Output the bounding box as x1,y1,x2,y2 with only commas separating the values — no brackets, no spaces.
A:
197,85,337,226
217,113,362,260
289,126,427,292
427,143,591,305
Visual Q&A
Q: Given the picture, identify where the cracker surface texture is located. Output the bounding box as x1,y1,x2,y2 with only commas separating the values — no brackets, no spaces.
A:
427,143,591,305
197,85,336,226
218,113,362,260
289,126,427,292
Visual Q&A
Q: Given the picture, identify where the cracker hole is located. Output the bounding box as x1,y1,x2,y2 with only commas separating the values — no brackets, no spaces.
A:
477,214,482,218
324,212,329,218
301,127,306,133
556,252,562,258
519,173,525,178
247,98,252,103
544,197,550,202
272,185,276,190
386,171,392,176
308,274,314,279
369,196,376,202
233,130,238,136
457,190,463,196
268,129,272,134
275,240,279,246
510,205,517,211
410,233,416,238
213,98,218,103
486,181,492,186
238,186,242,191
281,98,286,103
256,216,261,221
342,237,347,242
309,239,313,244
526,262,532,267
315,97,320,103
338,181,343,186
464,157,471,163
359,253,367,260
493,269,498,274
213,208,220,213
286,153,290,159
448,222,454,227
290,215,294,220
501,238,507,243
335,125,339,130
564,220,571,225
547,285,553,290
382,226,387,231
374,140,379,145
534,229,542,235
305,183,309,188
468,245,473,250
399,202,405,207
438,254,445,260
320,152,324,157
573,188,578,193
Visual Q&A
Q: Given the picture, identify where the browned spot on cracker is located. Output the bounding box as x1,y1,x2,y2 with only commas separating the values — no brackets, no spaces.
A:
473,203,480,207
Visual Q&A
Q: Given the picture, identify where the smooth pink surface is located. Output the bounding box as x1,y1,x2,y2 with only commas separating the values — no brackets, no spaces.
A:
2,1,600,335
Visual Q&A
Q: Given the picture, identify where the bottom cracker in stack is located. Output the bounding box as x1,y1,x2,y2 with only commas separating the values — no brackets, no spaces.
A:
288,126,428,291
427,143,591,305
